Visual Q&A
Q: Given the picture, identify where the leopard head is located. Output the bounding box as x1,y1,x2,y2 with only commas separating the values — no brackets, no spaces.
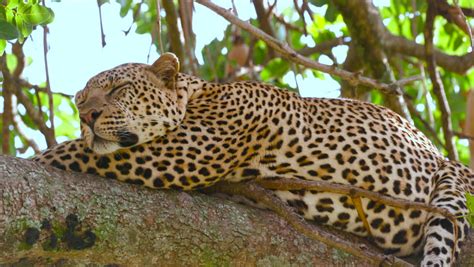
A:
75,53,182,154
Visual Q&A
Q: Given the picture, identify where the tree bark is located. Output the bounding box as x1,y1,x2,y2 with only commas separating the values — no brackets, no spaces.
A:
0,155,473,266
333,0,411,120
162,0,185,66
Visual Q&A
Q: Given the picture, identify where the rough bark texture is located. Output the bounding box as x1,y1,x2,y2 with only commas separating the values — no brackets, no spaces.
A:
333,0,411,120
0,155,473,266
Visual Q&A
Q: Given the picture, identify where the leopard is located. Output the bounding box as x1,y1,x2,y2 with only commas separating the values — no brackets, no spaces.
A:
33,53,474,266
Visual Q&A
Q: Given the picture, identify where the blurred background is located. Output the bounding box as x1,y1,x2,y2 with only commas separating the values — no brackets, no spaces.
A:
0,0,473,166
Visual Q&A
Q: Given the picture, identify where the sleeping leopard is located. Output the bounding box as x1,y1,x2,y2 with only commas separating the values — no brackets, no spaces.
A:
34,53,474,266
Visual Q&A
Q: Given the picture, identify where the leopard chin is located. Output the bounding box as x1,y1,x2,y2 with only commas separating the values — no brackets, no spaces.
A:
89,135,122,155
84,129,139,155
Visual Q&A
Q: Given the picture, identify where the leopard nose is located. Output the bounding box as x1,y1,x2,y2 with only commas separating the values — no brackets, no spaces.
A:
79,109,102,126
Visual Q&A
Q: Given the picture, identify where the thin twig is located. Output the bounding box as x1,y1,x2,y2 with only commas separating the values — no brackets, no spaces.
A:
6,42,57,147
292,0,308,35
11,108,41,154
425,0,459,161
195,0,421,95
256,178,460,225
42,0,55,145
256,177,460,264
155,0,164,54
273,13,306,34
454,131,474,141
205,181,413,267
17,79,73,98
253,0,276,58
393,75,424,87
14,85,57,147
97,0,106,47
418,63,436,127
404,95,446,149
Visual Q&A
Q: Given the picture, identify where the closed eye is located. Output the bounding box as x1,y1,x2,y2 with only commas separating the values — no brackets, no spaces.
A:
108,82,132,96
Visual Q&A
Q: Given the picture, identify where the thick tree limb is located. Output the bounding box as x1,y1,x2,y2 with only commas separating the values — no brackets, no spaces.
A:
333,0,410,120
1,156,473,265
0,155,372,265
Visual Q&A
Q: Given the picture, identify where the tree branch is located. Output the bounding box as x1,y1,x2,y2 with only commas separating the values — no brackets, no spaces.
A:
333,0,411,119
383,33,474,74
2,156,474,265
96,0,106,47
298,37,349,56
273,12,306,35
0,155,372,265
335,0,474,74
425,0,458,161
11,112,41,154
154,0,164,54
162,0,185,64
206,181,413,267
195,0,422,96
253,0,276,58
1,43,57,149
0,54,13,154
435,0,472,36
178,0,198,75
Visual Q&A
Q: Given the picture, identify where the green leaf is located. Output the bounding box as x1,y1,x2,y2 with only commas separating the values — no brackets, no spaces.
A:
24,4,55,25
260,58,290,81
6,0,20,9
9,131,16,156
324,4,339,23
467,193,474,227
0,6,6,21
5,7,14,23
309,0,328,7
0,39,6,55
452,35,464,51
20,112,39,130
98,0,110,6
0,20,19,40
6,53,18,72
118,0,133,17
15,15,33,40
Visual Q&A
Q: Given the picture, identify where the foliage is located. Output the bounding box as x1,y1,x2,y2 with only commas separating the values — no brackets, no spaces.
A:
0,0,79,157
0,0,54,46
467,193,474,227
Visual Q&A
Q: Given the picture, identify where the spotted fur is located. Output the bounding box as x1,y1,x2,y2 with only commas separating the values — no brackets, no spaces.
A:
34,53,473,266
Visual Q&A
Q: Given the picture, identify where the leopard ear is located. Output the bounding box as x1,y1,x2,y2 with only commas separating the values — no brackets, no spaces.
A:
151,53,180,89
